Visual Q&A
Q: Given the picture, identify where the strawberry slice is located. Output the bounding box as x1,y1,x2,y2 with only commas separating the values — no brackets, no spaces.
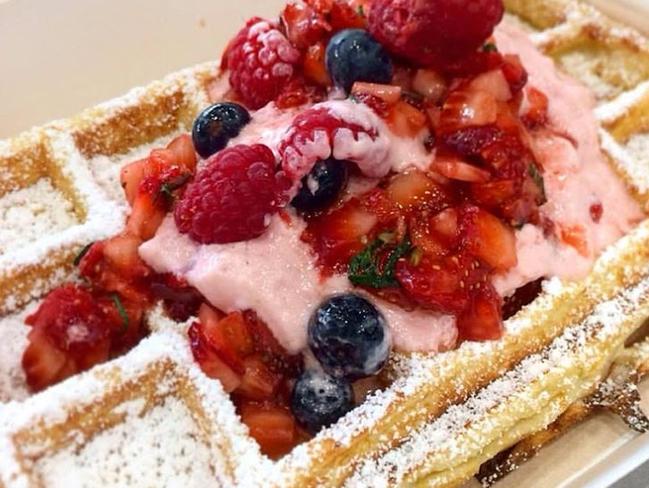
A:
412,69,447,102
236,355,283,401
303,42,330,86
386,169,452,213
120,158,148,206
459,206,517,272
457,283,503,341
330,0,367,30
302,198,378,273
101,233,150,279
432,156,491,183
22,330,68,391
351,82,402,105
201,311,252,374
239,402,297,459
280,2,331,49
126,190,167,241
166,134,197,173
188,321,241,393
386,100,427,137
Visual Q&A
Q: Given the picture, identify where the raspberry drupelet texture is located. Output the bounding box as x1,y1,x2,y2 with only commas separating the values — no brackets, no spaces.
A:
223,18,301,110
174,144,290,244
279,103,389,182
368,0,504,66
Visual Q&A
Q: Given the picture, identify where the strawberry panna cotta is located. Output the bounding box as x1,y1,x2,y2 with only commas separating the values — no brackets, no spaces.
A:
20,0,643,458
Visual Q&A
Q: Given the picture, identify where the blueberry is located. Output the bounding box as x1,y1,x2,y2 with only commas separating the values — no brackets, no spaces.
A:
326,29,393,93
308,293,391,380
192,102,251,159
291,370,354,434
291,158,349,212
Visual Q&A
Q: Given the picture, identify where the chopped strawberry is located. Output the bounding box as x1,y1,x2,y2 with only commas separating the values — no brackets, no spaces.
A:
22,330,68,391
302,198,378,273
386,100,427,137
236,355,282,401
280,2,330,49
459,205,517,272
244,311,303,376
200,311,251,373
23,285,113,391
126,191,167,241
386,170,451,213
120,158,148,206
457,283,503,341
432,156,491,183
101,233,150,278
470,179,518,207
188,321,241,393
396,254,486,314
429,207,459,243
559,224,589,257
521,87,549,128
330,0,367,30
303,42,331,87
239,402,297,459
412,69,448,103
469,69,512,102
150,274,203,322
501,54,528,94
351,82,402,105
166,134,197,173
502,278,543,319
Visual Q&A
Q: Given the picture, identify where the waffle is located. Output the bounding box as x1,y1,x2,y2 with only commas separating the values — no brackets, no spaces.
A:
2,1,649,486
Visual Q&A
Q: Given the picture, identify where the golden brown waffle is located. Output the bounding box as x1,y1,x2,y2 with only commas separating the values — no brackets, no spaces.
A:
2,1,649,486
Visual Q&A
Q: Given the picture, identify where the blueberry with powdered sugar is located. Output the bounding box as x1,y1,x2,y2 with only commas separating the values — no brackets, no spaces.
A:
291,370,354,434
308,293,391,380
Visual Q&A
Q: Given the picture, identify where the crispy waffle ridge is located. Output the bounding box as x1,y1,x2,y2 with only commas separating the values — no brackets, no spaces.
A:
2,1,649,486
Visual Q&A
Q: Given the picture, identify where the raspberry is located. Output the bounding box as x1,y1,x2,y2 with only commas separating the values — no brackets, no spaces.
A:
174,144,290,244
223,18,301,110
368,0,504,66
278,102,389,182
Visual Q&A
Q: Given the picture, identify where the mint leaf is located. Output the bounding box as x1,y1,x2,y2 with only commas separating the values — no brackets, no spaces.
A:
111,293,130,334
73,242,94,266
348,236,412,288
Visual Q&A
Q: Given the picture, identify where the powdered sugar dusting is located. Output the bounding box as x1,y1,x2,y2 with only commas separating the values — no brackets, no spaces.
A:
0,179,78,256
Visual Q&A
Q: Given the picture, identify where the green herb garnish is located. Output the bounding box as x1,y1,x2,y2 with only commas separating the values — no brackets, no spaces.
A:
483,42,498,52
348,235,412,288
111,293,130,334
73,242,94,266
528,164,546,203
157,173,191,205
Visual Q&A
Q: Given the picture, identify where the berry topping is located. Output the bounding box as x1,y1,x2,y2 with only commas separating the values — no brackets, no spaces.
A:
368,0,504,66
291,370,354,434
174,144,290,244
291,158,349,212
192,102,251,159
223,18,301,109
308,293,391,380
279,103,388,182
325,28,393,93
22,285,112,391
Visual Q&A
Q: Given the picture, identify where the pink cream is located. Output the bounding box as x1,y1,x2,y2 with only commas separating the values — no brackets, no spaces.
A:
139,22,643,354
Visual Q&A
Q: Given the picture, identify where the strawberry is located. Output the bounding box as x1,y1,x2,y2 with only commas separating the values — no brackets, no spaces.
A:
457,283,503,341
521,87,549,128
396,254,486,314
236,355,283,401
412,69,448,103
101,233,150,278
188,321,241,393
302,198,378,273
458,205,517,271
559,224,589,257
351,82,402,105
22,330,68,391
165,134,197,173
432,156,491,183
303,42,331,86
239,402,297,459
386,100,427,137
280,2,331,49
386,170,452,213
330,0,367,30
126,190,167,241
120,158,148,206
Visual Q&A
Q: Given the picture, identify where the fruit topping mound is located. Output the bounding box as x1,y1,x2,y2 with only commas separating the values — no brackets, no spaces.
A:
174,144,290,244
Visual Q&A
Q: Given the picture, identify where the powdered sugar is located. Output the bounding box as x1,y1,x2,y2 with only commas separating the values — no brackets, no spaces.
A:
0,179,78,256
